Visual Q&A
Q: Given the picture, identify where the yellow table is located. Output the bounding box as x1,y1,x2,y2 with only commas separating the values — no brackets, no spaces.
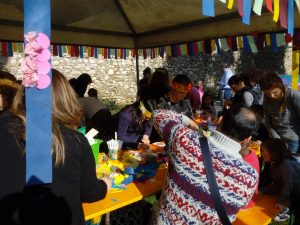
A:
83,147,167,221
233,195,278,225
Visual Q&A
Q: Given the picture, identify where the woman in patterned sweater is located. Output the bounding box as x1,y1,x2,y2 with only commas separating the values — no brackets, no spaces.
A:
151,105,259,224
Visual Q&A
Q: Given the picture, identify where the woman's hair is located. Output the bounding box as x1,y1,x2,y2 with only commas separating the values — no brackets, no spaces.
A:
147,68,171,100
201,93,214,107
0,71,20,111
11,69,83,166
259,72,285,94
261,138,292,165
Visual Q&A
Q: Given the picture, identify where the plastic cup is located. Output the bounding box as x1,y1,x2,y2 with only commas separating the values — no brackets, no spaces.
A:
107,140,123,160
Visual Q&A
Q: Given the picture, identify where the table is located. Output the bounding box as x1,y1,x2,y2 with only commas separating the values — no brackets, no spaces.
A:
83,143,277,225
83,144,166,222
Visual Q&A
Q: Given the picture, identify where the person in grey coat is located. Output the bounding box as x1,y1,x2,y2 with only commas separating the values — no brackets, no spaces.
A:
259,73,300,154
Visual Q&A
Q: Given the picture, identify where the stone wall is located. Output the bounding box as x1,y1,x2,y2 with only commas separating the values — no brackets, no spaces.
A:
0,45,292,105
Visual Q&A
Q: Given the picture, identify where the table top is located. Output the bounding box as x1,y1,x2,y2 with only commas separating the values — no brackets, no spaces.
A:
83,144,166,221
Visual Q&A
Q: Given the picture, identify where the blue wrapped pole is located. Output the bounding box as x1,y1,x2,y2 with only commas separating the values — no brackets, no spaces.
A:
24,0,52,185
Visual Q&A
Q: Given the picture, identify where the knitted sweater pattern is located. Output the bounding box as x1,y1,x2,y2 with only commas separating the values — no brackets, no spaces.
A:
152,110,258,225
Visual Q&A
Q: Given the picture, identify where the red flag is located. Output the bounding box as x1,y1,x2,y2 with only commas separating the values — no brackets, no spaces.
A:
70,46,75,57
193,42,198,56
266,0,273,12
53,44,58,56
120,49,124,59
74,46,79,57
285,33,293,43
132,49,136,58
226,37,233,49
90,47,94,57
176,45,182,57
1,42,8,56
104,48,108,58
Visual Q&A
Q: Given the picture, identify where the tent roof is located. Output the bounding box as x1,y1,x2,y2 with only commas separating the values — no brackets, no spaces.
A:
0,0,299,48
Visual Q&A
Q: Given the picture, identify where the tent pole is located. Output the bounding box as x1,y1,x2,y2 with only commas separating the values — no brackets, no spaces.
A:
135,46,139,87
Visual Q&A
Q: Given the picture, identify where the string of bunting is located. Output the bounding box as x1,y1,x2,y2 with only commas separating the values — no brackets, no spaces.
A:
1,32,300,59
204,0,300,35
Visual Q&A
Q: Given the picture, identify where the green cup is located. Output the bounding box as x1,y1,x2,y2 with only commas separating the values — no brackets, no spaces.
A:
91,139,103,164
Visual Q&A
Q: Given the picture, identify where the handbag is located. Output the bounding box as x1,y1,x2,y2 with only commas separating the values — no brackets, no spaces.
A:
199,136,232,225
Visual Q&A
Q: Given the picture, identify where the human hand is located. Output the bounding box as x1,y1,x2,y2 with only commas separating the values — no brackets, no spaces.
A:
100,176,112,191
138,143,150,150
141,135,150,145
275,203,285,211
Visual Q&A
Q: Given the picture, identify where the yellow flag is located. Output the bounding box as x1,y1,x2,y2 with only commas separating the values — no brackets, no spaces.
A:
67,46,71,55
211,40,216,52
227,0,234,9
12,43,18,52
165,46,172,57
273,0,280,22
292,50,300,90
266,34,271,46
237,36,243,48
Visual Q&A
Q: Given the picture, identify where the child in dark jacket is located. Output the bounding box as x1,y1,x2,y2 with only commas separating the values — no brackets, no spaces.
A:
260,138,300,224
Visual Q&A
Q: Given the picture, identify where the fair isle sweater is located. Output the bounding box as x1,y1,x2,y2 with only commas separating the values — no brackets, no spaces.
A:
151,110,258,225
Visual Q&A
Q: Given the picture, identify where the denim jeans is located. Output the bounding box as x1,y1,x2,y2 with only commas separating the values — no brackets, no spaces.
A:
285,140,300,154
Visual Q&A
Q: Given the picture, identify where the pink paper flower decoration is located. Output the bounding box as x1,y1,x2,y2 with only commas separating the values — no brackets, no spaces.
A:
22,32,51,89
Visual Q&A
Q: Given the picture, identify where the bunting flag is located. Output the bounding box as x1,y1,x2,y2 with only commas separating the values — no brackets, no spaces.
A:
280,0,288,29
67,45,71,55
266,0,273,12
231,37,238,51
247,35,258,53
87,47,91,57
159,47,165,57
285,33,293,43
1,42,8,56
237,0,244,16
220,38,229,51
17,43,24,53
165,46,172,57
215,39,221,54
226,37,233,49
203,0,214,16
193,42,199,56
58,45,63,57
242,36,251,53
79,46,84,58
12,43,18,52
270,33,279,52
120,48,124,59
90,47,94,57
108,48,111,59
24,0,52,185
104,48,108,59
265,34,271,46
94,47,98,58
204,39,212,54
237,36,243,48
227,0,234,9
253,0,263,15
211,40,217,52
74,46,79,57
292,50,300,90
180,44,187,56
176,45,182,57
53,44,58,56
124,49,127,59
198,41,203,53
7,42,13,56
132,49,136,58
287,0,294,35
257,33,265,50
296,0,300,13
276,33,286,47
242,0,252,25
273,0,280,22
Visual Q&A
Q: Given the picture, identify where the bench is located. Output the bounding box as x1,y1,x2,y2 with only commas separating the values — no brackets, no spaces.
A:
233,195,279,225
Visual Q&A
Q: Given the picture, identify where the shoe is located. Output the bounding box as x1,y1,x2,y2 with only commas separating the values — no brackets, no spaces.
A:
274,207,290,222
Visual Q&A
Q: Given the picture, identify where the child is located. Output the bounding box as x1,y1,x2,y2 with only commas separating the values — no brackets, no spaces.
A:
200,93,217,118
260,138,300,223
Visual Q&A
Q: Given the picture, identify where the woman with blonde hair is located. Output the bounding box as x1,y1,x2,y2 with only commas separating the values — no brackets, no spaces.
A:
0,69,111,225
